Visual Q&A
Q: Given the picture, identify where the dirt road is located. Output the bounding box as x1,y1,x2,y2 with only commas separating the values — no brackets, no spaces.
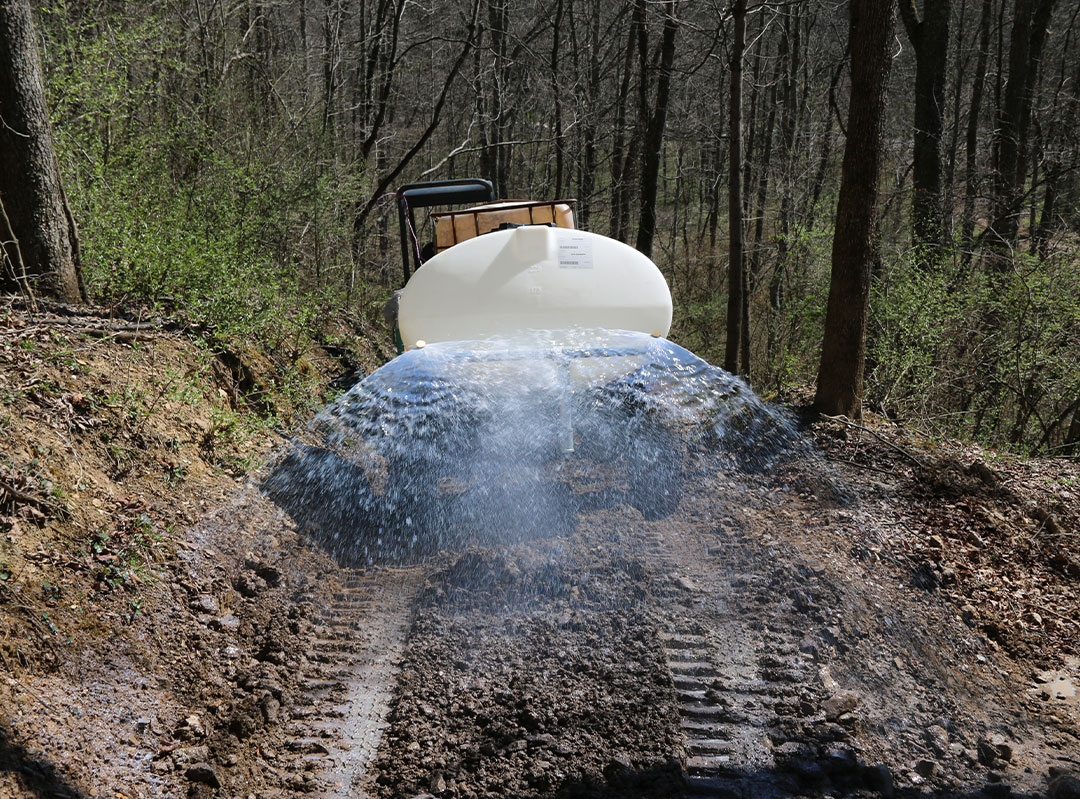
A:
268,444,1080,798
4,428,1079,798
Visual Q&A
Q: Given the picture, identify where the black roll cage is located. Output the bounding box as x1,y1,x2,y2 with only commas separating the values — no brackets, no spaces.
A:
396,178,495,283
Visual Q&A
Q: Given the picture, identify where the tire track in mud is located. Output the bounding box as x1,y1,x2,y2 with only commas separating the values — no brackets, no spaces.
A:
637,507,841,799
265,455,1079,798
286,566,424,797
346,481,839,798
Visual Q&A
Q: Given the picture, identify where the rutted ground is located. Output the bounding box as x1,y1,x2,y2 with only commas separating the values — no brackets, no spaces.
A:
367,444,1080,798
2,300,1079,798
372,542,684,798
0,299,386,797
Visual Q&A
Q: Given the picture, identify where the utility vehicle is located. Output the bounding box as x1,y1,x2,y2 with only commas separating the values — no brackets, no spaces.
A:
264,179,685,561
382,179,683,514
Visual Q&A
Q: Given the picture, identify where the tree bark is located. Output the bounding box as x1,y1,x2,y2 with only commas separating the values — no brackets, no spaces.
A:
749,47,779,288
575,0,602,230
550,0,566,198
724,0,746,377
961,0,993,264
899,0,951,266
608,5,640,241
813,0,896,418
635,0,678,257
805,56,846,231
0,0,85,303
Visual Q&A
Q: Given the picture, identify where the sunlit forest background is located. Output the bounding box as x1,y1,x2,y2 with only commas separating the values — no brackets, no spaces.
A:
33,0,1080,455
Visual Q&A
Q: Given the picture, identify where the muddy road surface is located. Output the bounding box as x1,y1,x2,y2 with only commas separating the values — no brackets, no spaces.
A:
254,443,1079,799
4,435,1078,798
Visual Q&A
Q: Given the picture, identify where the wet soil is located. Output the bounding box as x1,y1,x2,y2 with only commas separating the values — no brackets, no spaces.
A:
0,298,386,798
366,440,1080,798
374,543,683,798
2,301,1079,798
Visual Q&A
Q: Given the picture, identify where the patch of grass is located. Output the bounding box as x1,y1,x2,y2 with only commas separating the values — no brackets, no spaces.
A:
202,404,276,475
164,461,188,486
90,513,166,594
124,598,143,624
40,612,60,636
41,581,62,604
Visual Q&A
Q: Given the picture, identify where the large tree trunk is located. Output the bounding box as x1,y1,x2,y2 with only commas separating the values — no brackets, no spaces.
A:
813,0,896,418
899,0,951,266
0,0,85,303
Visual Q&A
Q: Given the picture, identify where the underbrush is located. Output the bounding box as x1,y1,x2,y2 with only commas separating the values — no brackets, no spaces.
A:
669,232,1080,457
867,247,1080,455
41,1,391,402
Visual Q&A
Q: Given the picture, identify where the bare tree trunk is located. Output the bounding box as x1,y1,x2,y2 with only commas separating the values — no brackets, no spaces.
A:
615,0,649,243
805,56,846,231
550,0,566,198
351,0,481,255
771,7,802,346
813,0,896,418
706,137,722,264
359,0,406,163
635,0,679,257
899,0,951,266
961,0,993,265
749,49,779,288
1032,3,1078,255
575,0,602,229
724,0,746,377
0,0,85,303
943,0,968,244
609,7,638,240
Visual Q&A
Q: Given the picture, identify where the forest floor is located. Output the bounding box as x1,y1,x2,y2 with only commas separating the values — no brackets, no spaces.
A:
1,297,1078,799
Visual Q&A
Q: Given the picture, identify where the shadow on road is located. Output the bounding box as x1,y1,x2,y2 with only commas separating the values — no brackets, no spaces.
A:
0,727,84,799
564,760,1051,799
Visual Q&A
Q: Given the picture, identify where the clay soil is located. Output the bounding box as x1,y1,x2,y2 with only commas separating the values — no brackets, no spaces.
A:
2,298,1079,799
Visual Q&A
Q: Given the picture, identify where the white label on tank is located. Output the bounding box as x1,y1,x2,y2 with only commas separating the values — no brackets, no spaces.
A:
558,235,594,269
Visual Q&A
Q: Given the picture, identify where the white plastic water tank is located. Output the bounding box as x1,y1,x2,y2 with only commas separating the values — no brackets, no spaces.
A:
397,226,673,348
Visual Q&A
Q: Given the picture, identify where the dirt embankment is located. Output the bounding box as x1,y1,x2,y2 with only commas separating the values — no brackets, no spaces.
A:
0,298,385,797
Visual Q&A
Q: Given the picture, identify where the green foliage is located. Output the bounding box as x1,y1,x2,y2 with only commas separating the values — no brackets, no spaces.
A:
866,260,962,416
90,513,165,593
670,222,832,398
38,1,368,367
203,404,278,476
758,225,833,396
865,247,1080,454
672,221,1080,457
